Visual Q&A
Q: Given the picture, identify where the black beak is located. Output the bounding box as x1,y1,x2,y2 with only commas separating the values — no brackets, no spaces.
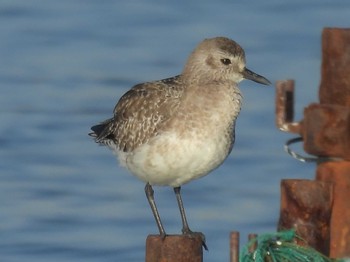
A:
242,67,271,85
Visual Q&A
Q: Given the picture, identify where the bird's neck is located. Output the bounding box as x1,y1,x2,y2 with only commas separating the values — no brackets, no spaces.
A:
179,79,243,123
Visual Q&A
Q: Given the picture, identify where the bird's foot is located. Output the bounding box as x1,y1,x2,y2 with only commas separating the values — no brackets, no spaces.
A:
182,228,208,251
159,232,167,240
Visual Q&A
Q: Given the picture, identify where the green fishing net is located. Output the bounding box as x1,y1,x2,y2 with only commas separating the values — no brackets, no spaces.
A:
240,229,346,262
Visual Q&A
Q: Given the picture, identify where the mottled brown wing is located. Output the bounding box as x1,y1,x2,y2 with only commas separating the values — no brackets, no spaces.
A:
94,76,183,152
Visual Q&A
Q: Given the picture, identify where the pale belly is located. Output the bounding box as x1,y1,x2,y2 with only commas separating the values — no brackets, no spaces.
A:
117,130,233,187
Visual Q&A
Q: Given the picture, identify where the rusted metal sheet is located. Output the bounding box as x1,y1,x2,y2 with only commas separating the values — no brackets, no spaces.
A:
145,234,203,262
275,80,302,134
302,103,350,159
277,179,333,255
317,162,350,258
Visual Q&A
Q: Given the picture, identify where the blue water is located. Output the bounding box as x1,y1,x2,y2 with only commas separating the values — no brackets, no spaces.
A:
1,1,349,261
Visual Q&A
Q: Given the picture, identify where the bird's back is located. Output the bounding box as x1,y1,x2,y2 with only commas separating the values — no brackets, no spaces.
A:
90,76,184,152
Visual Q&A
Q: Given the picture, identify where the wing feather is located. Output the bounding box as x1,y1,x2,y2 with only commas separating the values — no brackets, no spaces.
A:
90,76,183,152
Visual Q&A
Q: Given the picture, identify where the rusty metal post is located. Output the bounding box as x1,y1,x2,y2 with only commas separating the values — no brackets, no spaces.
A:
230,231,239,262
145,235,203,262
247,234,258,253
316,162,350,258
319,28,350,107
303,28,350,160
278,179,333,254
275,27,350,258
314,28,350,258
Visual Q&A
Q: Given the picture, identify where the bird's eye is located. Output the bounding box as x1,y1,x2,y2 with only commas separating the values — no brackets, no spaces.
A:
220,58,231,65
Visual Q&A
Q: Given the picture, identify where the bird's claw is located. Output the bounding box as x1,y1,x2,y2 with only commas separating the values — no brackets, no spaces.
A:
182,229,208,251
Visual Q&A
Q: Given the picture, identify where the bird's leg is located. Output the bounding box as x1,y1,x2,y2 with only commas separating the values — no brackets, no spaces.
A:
173,186,192,234
145,183,166,238
174,186,208,250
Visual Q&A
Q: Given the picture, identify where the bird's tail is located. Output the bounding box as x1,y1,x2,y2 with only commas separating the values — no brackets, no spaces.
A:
89,123,106,138
89,118,114,143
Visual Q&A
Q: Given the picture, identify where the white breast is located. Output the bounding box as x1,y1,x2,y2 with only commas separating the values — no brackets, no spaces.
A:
120,128,231,187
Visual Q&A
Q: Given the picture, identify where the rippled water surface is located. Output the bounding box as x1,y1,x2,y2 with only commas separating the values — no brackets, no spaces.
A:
1,1,349,261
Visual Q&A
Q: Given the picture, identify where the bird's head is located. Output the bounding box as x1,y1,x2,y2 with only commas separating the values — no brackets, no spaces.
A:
183,37,271,86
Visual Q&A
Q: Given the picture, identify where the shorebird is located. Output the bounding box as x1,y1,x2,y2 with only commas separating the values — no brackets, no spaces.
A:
89,37,270,247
